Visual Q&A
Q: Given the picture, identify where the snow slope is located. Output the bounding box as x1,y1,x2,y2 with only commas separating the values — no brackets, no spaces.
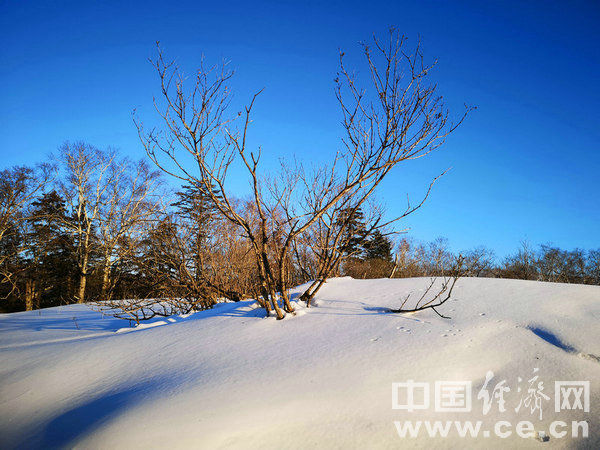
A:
1,277,599,449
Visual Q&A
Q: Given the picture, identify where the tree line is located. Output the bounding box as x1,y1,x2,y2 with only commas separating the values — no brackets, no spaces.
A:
1,148,596,315
348,236,600,285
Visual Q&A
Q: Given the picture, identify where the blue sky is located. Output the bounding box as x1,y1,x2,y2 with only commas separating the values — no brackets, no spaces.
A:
1,0,598,258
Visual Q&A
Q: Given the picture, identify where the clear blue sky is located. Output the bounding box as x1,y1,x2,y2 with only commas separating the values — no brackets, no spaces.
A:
1,0,598,258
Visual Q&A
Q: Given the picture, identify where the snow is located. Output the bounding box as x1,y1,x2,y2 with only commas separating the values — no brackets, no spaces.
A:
1,277,599,448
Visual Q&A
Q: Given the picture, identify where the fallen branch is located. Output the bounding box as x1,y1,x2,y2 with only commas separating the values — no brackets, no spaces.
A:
389,255,465,319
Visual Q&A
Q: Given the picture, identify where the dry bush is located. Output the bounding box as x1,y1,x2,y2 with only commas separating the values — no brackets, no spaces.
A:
91,297,210,325
389,255,466,318
344,257,395,279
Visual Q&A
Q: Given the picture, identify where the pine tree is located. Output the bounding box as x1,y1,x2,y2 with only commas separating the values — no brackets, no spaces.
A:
26,191,77,308
363,230,393,261
134,216,180,298
172,184,219,241
337,207,367,257
172,184,221,283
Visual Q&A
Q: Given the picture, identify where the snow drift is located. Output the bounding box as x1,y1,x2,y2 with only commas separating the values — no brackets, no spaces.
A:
1,277,599,449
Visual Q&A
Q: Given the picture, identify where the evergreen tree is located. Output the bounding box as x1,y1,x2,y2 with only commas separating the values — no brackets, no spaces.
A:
172,184,219,241
363,230,393,261
0,221,23,308
172,184,222,281
337,207,367,257
26,191,77,307
125,216,170,298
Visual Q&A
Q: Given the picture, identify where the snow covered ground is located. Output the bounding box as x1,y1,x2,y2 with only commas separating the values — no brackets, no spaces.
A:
1,277,599,449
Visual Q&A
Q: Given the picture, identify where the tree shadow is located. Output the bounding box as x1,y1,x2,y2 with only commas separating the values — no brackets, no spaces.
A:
362,306,392,314
184,300,266,320
36,377,172,449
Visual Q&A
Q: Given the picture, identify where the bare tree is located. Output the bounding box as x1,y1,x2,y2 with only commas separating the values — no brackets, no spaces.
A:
96,158,162,300
389,238,426,278
587,249,600,285
135,29,470,318
499,240,538,281
56,142,117,303
463,246,495,277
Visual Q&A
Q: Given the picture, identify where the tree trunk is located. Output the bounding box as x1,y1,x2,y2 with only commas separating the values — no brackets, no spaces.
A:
257,249,284,319
77,272,87,303
278,262,295,313
77,243,90,303
100,257,111,300
267,283,284,319
389,254,399,278
282,291,294,313
300,273,327,306
25,278,37,311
